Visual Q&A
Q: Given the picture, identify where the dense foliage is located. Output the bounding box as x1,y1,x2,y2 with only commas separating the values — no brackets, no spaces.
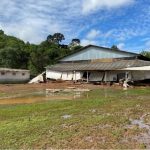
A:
140,51,150,59
0,30,81,76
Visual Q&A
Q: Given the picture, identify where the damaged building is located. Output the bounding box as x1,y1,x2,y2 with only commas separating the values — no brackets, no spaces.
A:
46,45,150,83
0,68,30,83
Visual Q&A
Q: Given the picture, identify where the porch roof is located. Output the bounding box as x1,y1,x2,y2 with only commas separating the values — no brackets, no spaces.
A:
46,59,150,72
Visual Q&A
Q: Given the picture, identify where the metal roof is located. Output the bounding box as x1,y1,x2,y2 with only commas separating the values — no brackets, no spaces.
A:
46,59,150,71
118,66,150,71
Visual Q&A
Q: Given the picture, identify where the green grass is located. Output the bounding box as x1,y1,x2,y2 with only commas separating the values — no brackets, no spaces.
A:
0,88,150,149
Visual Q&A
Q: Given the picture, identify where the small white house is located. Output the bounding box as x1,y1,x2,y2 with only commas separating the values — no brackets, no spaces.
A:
0,68,30,83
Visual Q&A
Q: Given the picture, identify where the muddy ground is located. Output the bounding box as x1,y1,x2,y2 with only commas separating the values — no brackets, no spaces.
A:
0,82,150,149
0,81,136,93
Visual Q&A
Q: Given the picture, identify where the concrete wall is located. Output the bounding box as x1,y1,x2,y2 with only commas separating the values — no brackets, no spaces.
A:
0,70,30,83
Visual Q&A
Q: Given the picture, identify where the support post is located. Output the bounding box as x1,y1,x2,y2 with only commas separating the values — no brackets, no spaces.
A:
125,71,128,81
105,71,107,83
87,71,89,83
74,71,76,83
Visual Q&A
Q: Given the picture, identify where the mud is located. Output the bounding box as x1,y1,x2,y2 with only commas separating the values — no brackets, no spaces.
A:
0,88,86,105
0,82,149,106
0,96,46,105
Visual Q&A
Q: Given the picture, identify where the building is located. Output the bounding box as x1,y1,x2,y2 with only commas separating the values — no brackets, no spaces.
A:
0,68,30,83
46,45,150,83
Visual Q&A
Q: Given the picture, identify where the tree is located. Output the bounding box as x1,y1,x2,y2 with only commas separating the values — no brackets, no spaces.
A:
29,46,60,75
0,30,4,35
141,51,150,59
111,45,120,50
47,35,53,43
71,39,80,46
47,33,65,45
0,31,79,75
69,38,81,50
53,33,65,44
0,47,29,69
0,32,6,49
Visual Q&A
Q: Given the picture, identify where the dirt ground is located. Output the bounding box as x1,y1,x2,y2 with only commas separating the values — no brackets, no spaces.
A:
0,81,149,94
1,82,150,149
0,82,114,93
0,82,122,105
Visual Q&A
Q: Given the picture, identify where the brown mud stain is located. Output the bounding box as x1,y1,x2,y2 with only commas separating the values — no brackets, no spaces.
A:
0,92,83,105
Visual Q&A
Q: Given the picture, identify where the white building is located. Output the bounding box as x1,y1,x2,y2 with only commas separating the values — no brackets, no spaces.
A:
46,45,150,82
0,68,30,83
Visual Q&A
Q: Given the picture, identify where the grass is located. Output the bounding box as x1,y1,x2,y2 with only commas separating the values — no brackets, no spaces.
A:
0,88,150,149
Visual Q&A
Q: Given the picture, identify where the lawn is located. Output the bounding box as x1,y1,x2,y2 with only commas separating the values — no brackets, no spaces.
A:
0,87,150,149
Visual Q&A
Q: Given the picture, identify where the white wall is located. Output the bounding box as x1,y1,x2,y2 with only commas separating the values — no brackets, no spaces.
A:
72,72,83,81
46,70,62,80
46,69,150,82
131,71,150,81
46,70,83,81
0,71,30,83
62,72,73,80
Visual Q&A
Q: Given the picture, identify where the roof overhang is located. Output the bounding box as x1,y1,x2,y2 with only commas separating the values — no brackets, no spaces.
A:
46,59,150,72
117,66,150,71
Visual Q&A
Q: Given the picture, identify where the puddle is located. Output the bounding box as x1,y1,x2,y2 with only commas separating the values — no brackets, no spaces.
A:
0,89,86,105
0,87,150,105
0,96,46,105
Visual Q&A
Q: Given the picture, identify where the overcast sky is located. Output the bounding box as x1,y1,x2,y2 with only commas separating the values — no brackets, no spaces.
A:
0,0,150,52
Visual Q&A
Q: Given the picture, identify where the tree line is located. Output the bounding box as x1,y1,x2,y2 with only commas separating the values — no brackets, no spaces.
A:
0,30,82,76
0,29,150,76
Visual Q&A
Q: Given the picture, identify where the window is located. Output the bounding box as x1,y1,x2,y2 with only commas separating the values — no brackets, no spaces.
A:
22,73,25,76
12,72,16,75
1,72,5,75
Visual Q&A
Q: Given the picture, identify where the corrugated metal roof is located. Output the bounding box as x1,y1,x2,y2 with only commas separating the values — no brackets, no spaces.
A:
46,59,150,71
118,66,150,71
